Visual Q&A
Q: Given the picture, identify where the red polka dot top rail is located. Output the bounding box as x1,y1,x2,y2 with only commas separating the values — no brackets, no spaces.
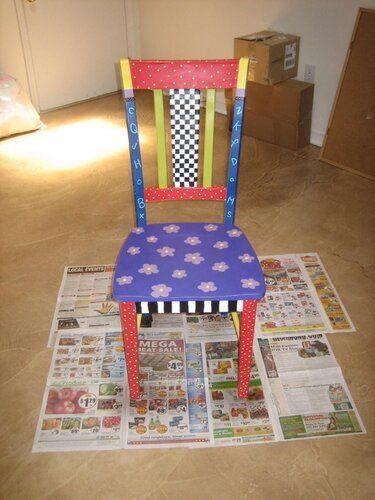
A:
128,60,240,89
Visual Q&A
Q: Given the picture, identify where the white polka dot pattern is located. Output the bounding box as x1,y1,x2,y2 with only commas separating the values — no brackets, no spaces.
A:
238,299,258,399
120,301,141,400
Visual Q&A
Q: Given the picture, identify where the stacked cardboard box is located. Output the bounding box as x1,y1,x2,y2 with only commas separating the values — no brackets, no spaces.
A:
229,31,314,150
234,31,300,85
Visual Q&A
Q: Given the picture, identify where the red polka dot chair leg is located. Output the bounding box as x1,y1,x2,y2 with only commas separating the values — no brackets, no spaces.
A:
238,299,258,399
120,301,141,400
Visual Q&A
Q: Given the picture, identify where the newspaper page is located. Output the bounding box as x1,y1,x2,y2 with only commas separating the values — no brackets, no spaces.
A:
257,334,365,440
185,313,237,342
125,331,211,447
33,331,126,452
256,254,355,336
204,340,276,445
299,253,355,332
48,265,121,347
257,255,328,336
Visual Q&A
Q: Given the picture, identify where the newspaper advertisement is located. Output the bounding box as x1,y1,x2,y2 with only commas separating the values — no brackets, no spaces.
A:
125,332,276,447
125,333,211,447
33,331,126,452
300,253,355,332
256,254,355,336
48,265,121,347
258,334,365,440
35,260,361,451
205,341,276,445
185,313,237,342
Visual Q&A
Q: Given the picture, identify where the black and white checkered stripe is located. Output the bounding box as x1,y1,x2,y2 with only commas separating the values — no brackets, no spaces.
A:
169,89,200,187
135,300,243,314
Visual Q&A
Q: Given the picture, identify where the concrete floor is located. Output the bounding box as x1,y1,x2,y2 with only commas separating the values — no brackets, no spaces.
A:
0,92,374,499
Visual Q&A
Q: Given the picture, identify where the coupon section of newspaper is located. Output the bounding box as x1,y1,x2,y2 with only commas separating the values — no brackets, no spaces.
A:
256,254,355,336
257,333,365,440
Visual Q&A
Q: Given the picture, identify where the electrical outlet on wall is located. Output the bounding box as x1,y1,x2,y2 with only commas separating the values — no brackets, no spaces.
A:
304,64,316,84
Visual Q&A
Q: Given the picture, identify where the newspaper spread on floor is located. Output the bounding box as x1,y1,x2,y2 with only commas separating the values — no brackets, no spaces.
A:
256,253,355,336
34,255,363,451
258,333,364,439
48,265,121,347
33,330,126,451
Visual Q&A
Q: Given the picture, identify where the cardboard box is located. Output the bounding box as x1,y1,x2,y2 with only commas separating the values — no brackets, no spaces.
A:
234,31,300,85
226,79,314,150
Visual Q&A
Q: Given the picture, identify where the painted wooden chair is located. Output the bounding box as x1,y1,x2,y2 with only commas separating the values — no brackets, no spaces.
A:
113,58,265,400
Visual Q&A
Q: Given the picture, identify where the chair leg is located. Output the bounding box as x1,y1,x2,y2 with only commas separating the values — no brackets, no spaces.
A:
120,302,141,400
238,299,258,399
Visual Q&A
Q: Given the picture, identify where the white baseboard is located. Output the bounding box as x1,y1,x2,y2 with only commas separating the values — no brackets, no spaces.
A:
310,130,324,147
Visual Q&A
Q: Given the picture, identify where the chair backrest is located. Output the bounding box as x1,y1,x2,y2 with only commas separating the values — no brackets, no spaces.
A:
120,58,249,227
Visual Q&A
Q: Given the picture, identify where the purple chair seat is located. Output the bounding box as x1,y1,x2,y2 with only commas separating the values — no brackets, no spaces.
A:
113,222,265,309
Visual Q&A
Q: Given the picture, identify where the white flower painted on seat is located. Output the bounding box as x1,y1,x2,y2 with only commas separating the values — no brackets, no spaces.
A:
227,228,242,238
241,278,260,289
147,236,158,243
127,246,140,255
138,264,159,275
184,252,204,264
184,236,201,246
116,275,133,285
238,253,255,263
132,227,144,234
151,284,172,298
212,262,229,272
204,224,218,232
198,281,217,293
163,224,180,233
214,241,229,250
172,269,187,279
157,246,175,257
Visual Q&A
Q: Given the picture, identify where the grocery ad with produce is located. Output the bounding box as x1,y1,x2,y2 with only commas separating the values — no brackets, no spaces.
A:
205,340,276,445
33,330,126,451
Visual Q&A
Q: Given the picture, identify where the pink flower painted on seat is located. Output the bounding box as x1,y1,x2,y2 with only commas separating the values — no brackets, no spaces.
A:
157,246,175,257
151,283,172,298
198,281,217,293
227,228,242,238
172,269,187,279
184,236,201,246
213,241,229,250
238,253,255,263
147,236,158,243
184,253,204,264
163,224,180,233
241,278,260,289
138,264,159,275
116,275,133,285
204,224,218,232
127,246,141,255
212,262,229,272
132,227,144,234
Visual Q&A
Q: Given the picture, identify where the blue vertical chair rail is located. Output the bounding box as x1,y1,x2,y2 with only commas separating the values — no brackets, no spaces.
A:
225,94,245,225
124,96,147,226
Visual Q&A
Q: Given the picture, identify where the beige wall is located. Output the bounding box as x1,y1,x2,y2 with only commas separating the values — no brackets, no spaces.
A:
138,0,375,145
0,0,29,92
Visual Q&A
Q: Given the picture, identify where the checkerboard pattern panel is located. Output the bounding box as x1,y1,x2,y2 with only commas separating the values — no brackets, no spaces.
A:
169,89,201,187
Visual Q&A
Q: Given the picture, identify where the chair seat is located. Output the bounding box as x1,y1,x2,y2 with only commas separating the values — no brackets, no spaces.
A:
113,222,265,307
